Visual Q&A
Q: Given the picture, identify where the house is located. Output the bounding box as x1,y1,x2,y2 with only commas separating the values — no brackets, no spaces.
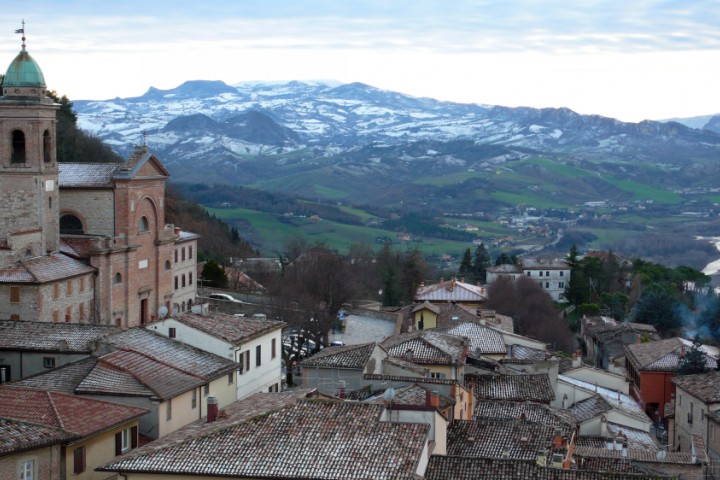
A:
0,42,198,327
11,328,239,439
0,387,147,480
397,301,513,334
706,411,720,479
414,278,487,308
381,329,468,380
0,417,75,480
299,342,386,395
625,338,718,420
146,312,286,396
486,257,571,302
474,399,577,429
0,320,118,382
171,230,200,314
581,316,660,374
671,371,720,454
99,398,432,479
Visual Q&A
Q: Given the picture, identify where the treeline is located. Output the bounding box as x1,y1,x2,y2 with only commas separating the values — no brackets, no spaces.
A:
382,212,477,242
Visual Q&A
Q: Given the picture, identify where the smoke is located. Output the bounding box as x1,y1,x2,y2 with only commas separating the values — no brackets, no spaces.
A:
677,291,720,342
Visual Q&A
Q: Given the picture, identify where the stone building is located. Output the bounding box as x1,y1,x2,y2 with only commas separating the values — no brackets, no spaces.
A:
0,38,198,327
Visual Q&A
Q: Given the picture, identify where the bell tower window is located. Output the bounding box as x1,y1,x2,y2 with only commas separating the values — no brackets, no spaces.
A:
43,130,51,163
11,130,26,163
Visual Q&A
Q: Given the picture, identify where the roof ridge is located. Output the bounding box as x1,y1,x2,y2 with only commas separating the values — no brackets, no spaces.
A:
97,354,165,398
45,391,65,430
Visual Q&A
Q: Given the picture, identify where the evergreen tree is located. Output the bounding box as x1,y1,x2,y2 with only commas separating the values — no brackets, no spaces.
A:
565,244,587,306
676,341,710,376
495,252,514,266
472,242,491,284
201,260,228,288
401,248,429,304
458,248,473,279
376,241,401,306
630,288,682,337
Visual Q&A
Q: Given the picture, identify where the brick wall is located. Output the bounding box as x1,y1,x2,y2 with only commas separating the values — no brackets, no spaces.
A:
60,190,115,236
0,444,62,480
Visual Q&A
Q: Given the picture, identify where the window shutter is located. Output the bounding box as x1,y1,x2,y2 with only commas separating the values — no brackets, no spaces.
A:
131,425,138,448
115,431,122,455
73,446,86,474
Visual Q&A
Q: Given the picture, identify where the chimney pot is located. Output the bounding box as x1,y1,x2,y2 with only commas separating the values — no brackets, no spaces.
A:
207,395,218,422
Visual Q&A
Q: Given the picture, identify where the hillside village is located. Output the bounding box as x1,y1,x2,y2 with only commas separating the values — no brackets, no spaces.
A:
2,37,720,480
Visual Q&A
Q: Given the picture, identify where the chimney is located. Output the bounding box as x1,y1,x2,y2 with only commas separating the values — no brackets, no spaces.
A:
425,390,432,407
536,450,547,466
174,226,181,235
207,395,218,422
553,429,563,448
622,442,628,458
338,380,347,399
430,390,440,408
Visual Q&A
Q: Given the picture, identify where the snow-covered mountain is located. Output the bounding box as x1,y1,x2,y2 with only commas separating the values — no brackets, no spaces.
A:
74,80,720,192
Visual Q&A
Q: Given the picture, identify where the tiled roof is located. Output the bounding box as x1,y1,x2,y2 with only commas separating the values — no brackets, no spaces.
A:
415,279,487,303
0,387,147,438
11,358,99,393
103,328,238,380
465,374,556,403
0,418,76,455
59,162,121,188
101,400,428,479
425,457,669,480
521,257,569,270
364,373,457,386
382,384,454,411
383,356,430,375
76,357,155,397
447,418,566,460
382,330,465,365
671,371,720,403
570,395,613,423
506,343,549,361
577,457,653,475
573,445,696,464
440,322,506,356
171,312,285,345
0,321,119,352
175,230,200,242
300,342,376,369
487,263,522,274
706,410,720,424
0,252,96,283
625,337,718,372
412,301,440,314
559,375,649,423
474,400,576,428
606,423,658,450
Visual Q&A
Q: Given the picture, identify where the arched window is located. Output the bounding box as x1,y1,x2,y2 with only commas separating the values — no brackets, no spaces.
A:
43,130,51,163
138,216,149,233
114,273,122,284
164,260,171,271
11,130,25,163
60,214,84,234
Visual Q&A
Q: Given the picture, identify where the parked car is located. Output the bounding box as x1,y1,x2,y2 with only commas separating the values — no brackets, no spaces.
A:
330,340,345,347
208,293,242,303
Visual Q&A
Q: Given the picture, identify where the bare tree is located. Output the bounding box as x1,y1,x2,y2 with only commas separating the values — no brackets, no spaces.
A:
486,276,575,352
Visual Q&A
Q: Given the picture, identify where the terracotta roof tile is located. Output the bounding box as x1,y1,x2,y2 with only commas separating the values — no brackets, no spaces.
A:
671,371,720,403
383,356,430,375
0,253,95,283
171,312,285,345
300,342,376,369
59,163,121,188
474,400,576,428
570,395,613,423
101,400,428,479
440,322,506,356
415,279,487,303
625,337,718,372
465,374,555,403
76,358,155,397
0,321,119,352
11,358,99,393
0,418,76,455
0,387,147,438
559,375,649,423
382,330,465,365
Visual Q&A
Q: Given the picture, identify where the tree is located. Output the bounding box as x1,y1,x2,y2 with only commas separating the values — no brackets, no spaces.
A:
495,252,514,266
630,288,682,337
676,341,710,376
485,276,575,352
376,240,401,306
400,248,429,304
472,242,491,284
458,248,473,279
201,260,228,288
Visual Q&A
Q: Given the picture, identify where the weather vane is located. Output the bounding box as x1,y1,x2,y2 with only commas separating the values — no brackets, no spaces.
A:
15,20,26,50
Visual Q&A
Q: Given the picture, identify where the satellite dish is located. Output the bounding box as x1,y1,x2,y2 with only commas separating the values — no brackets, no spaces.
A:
382,388,396,402
158,306,169,318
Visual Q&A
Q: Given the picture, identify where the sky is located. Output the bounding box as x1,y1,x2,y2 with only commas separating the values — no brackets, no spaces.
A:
1,1,719,123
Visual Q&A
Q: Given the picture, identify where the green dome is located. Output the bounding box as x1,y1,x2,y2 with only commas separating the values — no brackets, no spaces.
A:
4,49,46,88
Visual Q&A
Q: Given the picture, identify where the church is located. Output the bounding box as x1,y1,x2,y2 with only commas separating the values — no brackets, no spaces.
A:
0,36,198,327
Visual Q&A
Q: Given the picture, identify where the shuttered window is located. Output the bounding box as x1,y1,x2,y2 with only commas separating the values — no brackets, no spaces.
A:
73,446,86,474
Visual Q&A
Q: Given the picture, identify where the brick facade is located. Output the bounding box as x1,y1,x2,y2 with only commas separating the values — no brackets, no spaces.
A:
0,445,62,480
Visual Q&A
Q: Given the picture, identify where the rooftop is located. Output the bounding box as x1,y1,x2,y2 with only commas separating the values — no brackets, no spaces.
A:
474,400,576,428
415,278,487,303
0,321,119,353
0,418,75,456
382,330,466,365
0,252,96,284
465,373,556,403
440,322,506,356
300,342,377,369
625,337,718,372
671,370,720,403
559,375,649,424
101,399,429,479
169,312,285,345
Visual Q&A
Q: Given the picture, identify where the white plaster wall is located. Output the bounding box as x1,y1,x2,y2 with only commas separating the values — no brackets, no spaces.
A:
563,367,630,394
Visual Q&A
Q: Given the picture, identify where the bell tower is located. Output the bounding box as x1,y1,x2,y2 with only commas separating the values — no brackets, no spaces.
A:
0,28,59,265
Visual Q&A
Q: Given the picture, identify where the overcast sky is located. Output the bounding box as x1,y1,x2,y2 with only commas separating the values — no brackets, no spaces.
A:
1,1,718,123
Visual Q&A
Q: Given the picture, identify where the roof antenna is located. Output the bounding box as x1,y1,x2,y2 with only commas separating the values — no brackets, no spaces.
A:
15,19,26,51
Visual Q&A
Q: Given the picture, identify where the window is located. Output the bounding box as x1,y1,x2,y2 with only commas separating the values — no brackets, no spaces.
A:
526,271,531,276
189,246,193,259
138,216,149,233
546,271,550,276
53,283,59,299
182,248,186,261
19,459,34,480
73,446,86,474
115,426,138,455
79,302,85,320
559,282,565,289
60,214,84,234
65,306,72,323
545,282,550,288
67,280,73,296
43,357,55,369
430,372,446,379
182,275,186,288
191,389,197,409
272,338,277,359
169,327,176,338
10,286,19,303
52,310,59,322
245,351,250,373
174,276,178,290
228,371,234,385
256,345,262,367
79,277,85,292
189,272,193,285
114,273,122,285
11,130,26,163
174,249,178,263
166,399,172,421
560,271,564,277
164,260,171,271
204,384,210,396
43,130,51,163
539,271,543,277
